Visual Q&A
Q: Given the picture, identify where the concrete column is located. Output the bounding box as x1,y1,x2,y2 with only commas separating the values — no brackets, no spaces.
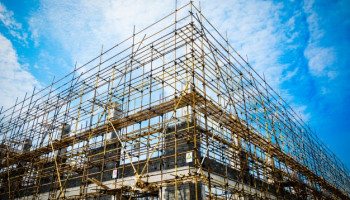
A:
17,139,33,188
22,139,32,153
161,183,205,200
103,102,122,181
161,121,205,200
58,123,71,163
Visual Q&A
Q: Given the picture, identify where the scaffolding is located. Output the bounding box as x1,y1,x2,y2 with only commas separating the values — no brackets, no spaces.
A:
0,2,349,199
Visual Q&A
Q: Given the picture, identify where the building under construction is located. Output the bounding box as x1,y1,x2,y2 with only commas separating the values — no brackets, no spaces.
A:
0,2,349,200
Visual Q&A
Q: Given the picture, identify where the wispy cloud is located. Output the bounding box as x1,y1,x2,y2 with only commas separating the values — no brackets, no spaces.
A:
200,0,287,85
29,0,174,65
198,0,313,121
303,0,336,78
0,2,27,43
304,46,335,76
28,0,301,88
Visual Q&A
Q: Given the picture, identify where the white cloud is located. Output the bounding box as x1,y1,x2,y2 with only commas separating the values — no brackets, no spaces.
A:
292,104,311,122
29,0,297,87
0,2,27,42
303,0,336,78
198,0,316,122
0,33,40,111
282,67,299,82
303,0,324,41
29,0,175,65
199,0,290,88
304,46,335,76
0,3,21,29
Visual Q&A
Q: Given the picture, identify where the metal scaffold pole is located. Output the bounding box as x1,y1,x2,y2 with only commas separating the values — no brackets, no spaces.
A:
0,2,349,200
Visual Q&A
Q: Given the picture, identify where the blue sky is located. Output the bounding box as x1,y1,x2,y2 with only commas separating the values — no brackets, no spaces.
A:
0,0,349,169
